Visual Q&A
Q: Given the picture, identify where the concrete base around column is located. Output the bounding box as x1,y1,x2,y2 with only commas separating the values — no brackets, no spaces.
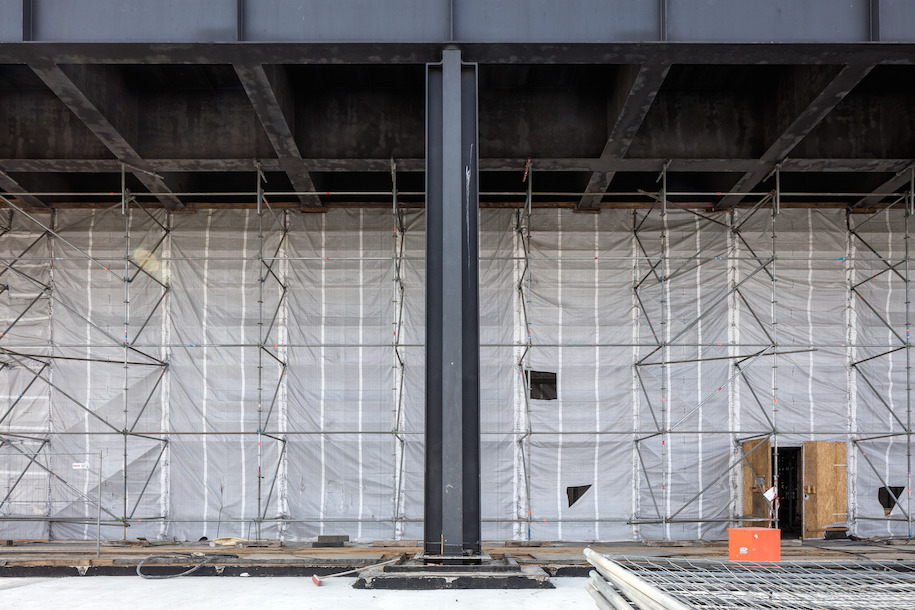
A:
353,554,553,590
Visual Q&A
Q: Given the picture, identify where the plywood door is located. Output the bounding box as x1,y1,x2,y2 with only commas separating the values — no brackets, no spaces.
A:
802,441,847,539
742,438,772,526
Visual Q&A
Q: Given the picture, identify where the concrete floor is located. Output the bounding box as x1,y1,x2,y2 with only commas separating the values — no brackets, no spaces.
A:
0,575,593,610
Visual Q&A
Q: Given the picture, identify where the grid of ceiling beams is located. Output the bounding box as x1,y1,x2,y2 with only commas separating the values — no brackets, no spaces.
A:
0,44,913,210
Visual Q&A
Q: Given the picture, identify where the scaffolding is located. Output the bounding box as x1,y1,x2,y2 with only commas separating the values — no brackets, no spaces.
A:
628,166,783,538
1,169,914,541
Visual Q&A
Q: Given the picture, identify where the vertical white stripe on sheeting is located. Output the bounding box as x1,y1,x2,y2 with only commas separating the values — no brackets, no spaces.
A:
278,211,290,538
663,209,672,540
391,212,405,541
358,210,365,539
46,220,55,538
201,212,212,537
845,215,858,535
592,213,600,540
695,216,703,539
84,210,96,539
727,214,741,524
807,210,816,441
239,210,249,537
631,211,641,541
509,216,525,540
319,213,327,536
160,211,171,539
885,211,895,536
556,209,563,540
124,209,133,526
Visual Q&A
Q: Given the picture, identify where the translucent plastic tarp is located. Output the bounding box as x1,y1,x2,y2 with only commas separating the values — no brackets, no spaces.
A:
0,207,912,541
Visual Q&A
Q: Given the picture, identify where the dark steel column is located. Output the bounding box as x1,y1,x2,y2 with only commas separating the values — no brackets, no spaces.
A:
425,48,481,558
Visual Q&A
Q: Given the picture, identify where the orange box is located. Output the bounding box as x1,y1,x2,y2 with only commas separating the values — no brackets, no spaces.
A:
728,527,780,561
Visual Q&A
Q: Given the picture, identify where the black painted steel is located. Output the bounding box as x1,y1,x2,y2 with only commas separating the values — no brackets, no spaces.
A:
425,49,481,558
1,6,914,210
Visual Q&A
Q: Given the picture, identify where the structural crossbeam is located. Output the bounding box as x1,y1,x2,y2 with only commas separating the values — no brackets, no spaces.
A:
719,64,874,208
234,63,321,207
578,63,670,210
0,156,912,180
28,62,184,210
856,165,915,208
0,171,44,207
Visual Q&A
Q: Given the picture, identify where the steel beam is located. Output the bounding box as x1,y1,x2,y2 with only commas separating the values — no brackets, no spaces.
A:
425,48,480,558
718,64,873,208
0,170,44,207
578,63,670,210
0,156,912,176
855,165,915,207
29,62,184,209
2,41,915,67
234,63,321,207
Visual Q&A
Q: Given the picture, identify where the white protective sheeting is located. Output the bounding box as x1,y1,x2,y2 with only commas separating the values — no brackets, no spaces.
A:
0,206,912,541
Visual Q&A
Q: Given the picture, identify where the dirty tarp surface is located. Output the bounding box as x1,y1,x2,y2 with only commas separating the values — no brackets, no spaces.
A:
0,207,910,541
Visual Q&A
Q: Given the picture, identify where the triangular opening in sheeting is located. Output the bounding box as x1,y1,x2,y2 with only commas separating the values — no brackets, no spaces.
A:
567,484,592,507
878,486,905,516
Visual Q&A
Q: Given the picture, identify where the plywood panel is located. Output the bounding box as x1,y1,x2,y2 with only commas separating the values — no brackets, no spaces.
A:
802,441,847,539
742,438,772,526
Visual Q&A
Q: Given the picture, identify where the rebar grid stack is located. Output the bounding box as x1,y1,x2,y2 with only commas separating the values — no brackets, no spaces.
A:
585,549,915,610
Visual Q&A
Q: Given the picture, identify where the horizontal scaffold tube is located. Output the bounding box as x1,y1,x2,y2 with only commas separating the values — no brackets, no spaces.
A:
589,570,635,610
584,548,691,610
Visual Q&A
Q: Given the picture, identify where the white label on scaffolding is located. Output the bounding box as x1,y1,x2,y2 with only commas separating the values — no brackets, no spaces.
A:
72,463,90,469
763,486,777,502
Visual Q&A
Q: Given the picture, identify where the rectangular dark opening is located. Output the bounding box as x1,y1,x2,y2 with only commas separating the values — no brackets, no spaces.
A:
775,447,802,537
526,370,557,400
